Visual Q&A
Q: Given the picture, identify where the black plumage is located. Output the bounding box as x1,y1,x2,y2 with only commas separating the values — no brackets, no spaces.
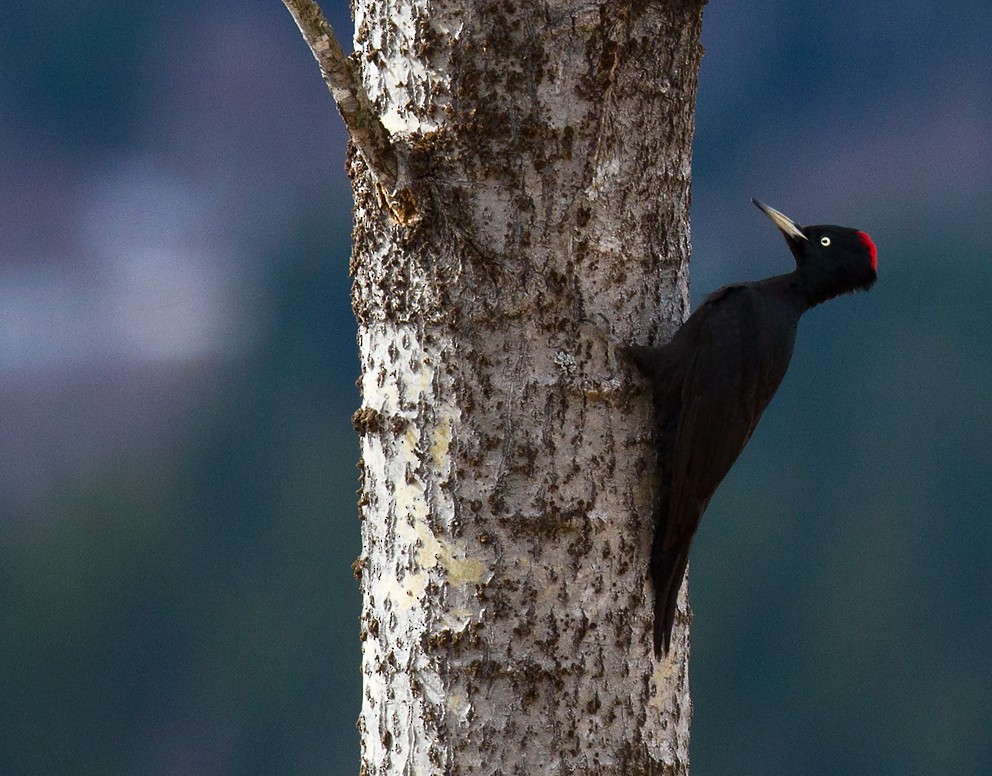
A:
629,199,878,656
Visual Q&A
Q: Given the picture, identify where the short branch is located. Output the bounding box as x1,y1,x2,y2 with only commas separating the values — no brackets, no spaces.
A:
282,0,418,223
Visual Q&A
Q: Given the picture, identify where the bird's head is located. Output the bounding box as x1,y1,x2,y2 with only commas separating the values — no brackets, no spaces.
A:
752,198,877,306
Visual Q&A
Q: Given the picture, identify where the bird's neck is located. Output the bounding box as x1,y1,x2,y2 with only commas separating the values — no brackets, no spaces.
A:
797,265,861,309
760,270,855,312
755,272,811,314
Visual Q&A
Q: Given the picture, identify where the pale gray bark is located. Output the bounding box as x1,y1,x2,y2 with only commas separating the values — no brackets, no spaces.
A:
286,1,705,773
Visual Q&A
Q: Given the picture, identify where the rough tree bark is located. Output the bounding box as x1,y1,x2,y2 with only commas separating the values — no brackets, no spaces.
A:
285,1,705,773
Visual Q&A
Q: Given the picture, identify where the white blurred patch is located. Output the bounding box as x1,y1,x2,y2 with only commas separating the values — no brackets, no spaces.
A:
0,157,245,375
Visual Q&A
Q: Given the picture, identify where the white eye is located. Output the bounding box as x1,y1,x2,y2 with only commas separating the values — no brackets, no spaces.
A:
820,236,831,247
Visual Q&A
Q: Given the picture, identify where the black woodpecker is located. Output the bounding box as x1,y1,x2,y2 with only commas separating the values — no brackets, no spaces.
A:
628,199,878,657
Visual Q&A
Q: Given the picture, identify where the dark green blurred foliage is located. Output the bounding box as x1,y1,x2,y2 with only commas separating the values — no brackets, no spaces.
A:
0,216,361,775
1,3,164,148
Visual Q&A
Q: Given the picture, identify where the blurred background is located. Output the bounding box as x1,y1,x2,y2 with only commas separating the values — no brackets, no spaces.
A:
0,1,989,774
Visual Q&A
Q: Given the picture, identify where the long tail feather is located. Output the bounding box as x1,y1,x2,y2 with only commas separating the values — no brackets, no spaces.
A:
651,534,689,657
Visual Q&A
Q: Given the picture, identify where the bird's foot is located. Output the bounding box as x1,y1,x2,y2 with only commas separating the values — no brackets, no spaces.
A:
579,313,619,375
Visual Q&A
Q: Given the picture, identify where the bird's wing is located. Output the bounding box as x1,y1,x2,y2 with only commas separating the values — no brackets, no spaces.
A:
649,283,798,653
650,288,764,654
664,288,766,551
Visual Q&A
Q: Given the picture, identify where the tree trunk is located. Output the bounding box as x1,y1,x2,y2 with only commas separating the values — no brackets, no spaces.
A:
342,1,705,773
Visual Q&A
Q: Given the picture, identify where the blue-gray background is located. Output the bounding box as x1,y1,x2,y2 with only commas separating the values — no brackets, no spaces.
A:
2,2,989,774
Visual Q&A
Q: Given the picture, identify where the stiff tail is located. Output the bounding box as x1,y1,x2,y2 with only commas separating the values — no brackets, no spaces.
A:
651,532,690,657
